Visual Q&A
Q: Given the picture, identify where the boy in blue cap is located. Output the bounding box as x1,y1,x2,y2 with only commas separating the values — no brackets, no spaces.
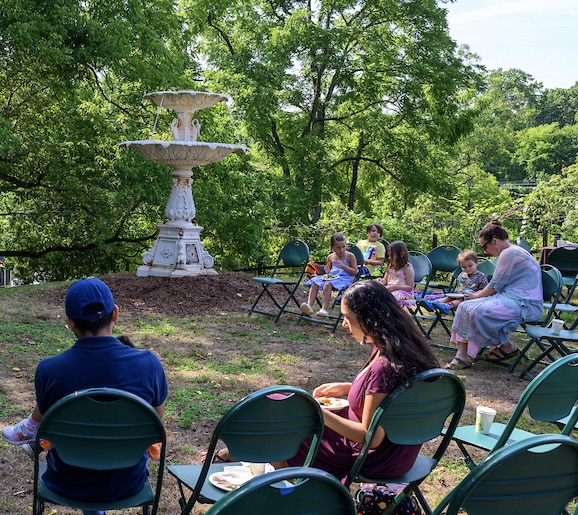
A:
2,278,168,515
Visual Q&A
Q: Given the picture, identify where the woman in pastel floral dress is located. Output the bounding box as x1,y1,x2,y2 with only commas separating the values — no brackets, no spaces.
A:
446,220,543,370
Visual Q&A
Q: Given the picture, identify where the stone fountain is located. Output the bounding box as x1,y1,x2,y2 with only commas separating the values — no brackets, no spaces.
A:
121,90,248,277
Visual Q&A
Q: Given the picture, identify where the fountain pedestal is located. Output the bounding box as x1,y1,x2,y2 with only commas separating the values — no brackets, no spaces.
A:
120,90,247,277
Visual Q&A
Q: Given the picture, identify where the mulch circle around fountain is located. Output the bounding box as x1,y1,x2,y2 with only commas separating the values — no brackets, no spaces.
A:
37,271,263,318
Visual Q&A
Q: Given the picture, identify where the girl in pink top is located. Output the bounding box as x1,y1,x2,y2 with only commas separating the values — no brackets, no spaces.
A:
379,241,415,308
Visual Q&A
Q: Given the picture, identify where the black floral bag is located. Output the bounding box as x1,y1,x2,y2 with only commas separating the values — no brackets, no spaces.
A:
355,483,422,515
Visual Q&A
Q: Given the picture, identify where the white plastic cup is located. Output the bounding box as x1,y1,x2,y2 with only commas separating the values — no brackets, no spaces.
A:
475,406,496,434
249,463,267,476
551,319,564,334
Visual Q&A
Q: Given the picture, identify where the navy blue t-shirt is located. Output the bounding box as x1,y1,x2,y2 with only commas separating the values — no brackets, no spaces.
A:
35,336,168,501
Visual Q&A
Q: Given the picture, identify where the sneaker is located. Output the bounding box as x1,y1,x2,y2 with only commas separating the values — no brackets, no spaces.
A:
419,299,435,312
2,419,38,445
316,308,329,317
434,302,452,315
300,303,314,316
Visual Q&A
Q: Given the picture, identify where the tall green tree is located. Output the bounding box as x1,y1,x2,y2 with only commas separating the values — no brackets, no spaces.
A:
183,0,482,224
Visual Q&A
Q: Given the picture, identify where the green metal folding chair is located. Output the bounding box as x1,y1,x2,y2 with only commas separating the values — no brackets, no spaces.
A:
425,244,461,292
167,385,324,515
408,251,434,336
345,369,466,515
33,388,166,515
248,239,310,322
205,466,356,515
433,434,578,515
475,256,496,280
546,245,578,301
516,236,532,253
452,353,578,470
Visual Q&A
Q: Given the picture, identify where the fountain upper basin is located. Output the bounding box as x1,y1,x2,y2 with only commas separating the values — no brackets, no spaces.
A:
144,90,228,111
120,140,248,167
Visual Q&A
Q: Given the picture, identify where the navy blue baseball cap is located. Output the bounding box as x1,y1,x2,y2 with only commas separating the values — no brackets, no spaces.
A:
65,278,115,321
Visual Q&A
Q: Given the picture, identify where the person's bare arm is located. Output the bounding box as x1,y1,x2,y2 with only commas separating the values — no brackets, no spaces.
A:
154,401,166,418
465,285,496,300
321,392,387,447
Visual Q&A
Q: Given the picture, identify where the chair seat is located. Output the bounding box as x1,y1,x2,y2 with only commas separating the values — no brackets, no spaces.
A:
543,302,578,313
252,277,298,285
168,463,233,504
38,461,154,510
452,422,547,452
356,454,436,485
525,325,578,342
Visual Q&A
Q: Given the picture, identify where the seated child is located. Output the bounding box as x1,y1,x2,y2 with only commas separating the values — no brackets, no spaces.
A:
378,241,415,309
420,250,488,314
357,223,386,276
300,232,358,317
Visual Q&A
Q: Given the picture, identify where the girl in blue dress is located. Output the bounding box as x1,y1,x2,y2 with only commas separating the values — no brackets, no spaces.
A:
301,232,358,317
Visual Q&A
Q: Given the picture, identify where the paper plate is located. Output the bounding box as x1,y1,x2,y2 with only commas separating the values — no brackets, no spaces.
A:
317,397,349,411
209,463,274,492
446,293,465,299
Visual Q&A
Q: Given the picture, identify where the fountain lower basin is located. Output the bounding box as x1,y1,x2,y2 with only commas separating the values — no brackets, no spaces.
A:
120,141,248,167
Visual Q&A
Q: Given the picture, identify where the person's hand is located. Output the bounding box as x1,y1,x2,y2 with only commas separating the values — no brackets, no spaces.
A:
313,382,350,398
464,291,476,300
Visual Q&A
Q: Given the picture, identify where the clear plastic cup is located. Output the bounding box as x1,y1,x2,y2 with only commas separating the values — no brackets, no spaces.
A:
551,319,564,334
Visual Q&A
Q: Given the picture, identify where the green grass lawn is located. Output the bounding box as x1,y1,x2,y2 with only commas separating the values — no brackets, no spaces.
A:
0,279,575,513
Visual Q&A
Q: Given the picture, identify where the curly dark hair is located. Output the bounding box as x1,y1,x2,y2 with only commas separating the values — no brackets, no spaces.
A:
342,281,439,384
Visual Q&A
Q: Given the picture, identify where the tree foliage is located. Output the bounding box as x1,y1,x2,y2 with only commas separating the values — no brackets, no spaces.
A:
183,0,483,225
0,0,195,279
2,0,578,279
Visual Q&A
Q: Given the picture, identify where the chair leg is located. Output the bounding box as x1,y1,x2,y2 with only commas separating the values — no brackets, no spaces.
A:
248,287,267,316
413,487,433,515
455,441,477,470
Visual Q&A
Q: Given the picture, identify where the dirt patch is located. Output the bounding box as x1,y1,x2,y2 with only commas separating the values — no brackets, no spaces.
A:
37,271,263,318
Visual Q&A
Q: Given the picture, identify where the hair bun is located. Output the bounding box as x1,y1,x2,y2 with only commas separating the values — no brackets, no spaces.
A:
490,219,503,227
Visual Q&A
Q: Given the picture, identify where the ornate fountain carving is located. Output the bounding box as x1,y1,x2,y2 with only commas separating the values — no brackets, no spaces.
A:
120,90,248,277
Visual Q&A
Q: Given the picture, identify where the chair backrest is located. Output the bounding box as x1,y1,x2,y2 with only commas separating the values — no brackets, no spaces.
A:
476,257,496,281
539,264,563,324
187,386,325,509
426,245,461,274
347,244,364,269
379,238,390,248
33,388,166,512
205,466,356,515
408,251,433,294
346,369,466,486
492,354,578,453
276,239,310,271
440,434,578,515
546,245,578,276
516,236,532,253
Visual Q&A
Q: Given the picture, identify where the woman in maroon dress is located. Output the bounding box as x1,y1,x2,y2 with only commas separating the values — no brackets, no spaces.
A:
287,280,439,482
